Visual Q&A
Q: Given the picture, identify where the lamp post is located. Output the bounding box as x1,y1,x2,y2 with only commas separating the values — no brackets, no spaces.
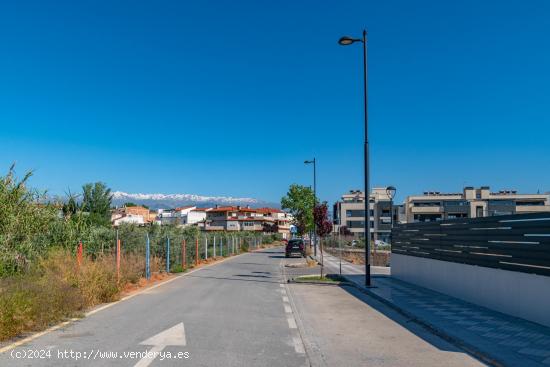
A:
304,158,317,256
386,186,397,246
338,30,371,286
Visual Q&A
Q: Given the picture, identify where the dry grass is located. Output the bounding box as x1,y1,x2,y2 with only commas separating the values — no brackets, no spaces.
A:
0,249,156,341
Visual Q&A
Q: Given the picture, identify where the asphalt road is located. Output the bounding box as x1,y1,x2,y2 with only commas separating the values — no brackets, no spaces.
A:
0,248,307,367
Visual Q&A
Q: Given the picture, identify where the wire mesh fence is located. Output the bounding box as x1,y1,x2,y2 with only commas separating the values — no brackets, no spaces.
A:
74,224,283,279
283,233,391,281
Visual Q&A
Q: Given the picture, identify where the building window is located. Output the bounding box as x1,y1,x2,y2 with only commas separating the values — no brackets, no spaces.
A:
414,202,441,207
346,221,364,229
515,201,545,206
346,210,365,218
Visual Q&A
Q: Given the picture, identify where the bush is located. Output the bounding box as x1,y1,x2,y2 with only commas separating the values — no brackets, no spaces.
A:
0,271,84,341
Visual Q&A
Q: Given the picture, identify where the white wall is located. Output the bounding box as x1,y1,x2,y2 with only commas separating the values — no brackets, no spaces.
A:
187,211,207,225
392,253,550,328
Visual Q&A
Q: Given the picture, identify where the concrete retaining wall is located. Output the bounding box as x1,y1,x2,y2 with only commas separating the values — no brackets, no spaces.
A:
392,253,550,328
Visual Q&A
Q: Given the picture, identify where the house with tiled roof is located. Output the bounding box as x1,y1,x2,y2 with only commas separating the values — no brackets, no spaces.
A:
204,205,291,238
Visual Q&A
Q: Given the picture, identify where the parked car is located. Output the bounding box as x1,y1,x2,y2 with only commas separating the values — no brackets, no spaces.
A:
285,239,305,258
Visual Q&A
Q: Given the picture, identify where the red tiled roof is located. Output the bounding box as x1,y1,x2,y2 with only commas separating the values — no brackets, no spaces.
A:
208,206,257,213
256,207,283,214
239,207,257,212
207,206,238,213
193,207,211,212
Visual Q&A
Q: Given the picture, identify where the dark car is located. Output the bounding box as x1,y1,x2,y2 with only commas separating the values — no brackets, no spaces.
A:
285,239,305,258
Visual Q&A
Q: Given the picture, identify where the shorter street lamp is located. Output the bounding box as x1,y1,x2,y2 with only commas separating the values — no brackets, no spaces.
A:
304,159,317,256
386,186,397,245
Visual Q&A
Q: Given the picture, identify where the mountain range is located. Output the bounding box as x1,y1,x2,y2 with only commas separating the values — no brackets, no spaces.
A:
111,191,279,210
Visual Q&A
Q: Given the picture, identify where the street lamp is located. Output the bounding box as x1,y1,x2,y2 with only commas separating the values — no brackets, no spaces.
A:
386,186,397,246
304,159,317,256
339,29,371,286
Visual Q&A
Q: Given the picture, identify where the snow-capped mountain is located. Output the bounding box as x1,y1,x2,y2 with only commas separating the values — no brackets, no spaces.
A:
111,191,277,210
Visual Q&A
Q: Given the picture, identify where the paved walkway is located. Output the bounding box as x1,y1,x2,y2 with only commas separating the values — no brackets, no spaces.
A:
287,281,484,367
318,252,550,367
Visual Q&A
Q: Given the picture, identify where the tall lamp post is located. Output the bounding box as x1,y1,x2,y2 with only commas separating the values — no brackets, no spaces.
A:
338,30,371,286
304,159,317,256
386,186,397,246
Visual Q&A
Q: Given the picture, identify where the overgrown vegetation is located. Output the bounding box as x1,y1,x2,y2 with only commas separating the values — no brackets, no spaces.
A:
0,165,283,341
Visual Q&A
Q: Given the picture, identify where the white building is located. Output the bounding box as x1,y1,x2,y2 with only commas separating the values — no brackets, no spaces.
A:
157,206,210,226
112,213,145,227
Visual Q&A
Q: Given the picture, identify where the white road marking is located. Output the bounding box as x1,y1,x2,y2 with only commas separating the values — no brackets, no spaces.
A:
0,319,78,354
284,304,292,313
292,335,305,354
135,323,186,367
287,317,297,329
280,289,287,295
0,255,239,354
282,296,289,303
279,283,285,288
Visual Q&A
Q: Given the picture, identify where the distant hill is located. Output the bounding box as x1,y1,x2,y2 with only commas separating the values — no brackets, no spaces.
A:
111,191,279,210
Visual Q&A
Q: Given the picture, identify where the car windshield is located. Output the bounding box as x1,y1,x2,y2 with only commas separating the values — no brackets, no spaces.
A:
289,240,302,246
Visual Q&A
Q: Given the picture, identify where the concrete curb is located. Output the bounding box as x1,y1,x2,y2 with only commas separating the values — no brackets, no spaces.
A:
342,278,505,367
0,249,252,354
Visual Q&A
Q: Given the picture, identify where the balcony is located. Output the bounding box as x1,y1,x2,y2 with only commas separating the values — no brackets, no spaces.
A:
516,205,550,213
410,206,443,214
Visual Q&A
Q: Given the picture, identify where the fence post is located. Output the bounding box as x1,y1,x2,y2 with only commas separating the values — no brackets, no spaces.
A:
77,240,83,268
195,237,199,266
166,237,170,273
116,238,121,283
338,232,342,275
182,239,186,269
205,236,208,260
145,233,150,280
320,236,324,279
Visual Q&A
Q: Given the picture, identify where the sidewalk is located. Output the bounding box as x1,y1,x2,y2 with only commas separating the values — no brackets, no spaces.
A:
318,251,550,367
287,279,484,367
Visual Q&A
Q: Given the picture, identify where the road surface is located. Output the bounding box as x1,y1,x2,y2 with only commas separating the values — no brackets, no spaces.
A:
0,247,485,366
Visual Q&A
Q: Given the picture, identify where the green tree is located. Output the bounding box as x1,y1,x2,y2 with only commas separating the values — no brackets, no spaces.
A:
81,182,112,226
281,184,316,236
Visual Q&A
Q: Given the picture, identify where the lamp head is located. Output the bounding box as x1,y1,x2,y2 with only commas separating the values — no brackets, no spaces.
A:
338,36,361,46
386,186,397,200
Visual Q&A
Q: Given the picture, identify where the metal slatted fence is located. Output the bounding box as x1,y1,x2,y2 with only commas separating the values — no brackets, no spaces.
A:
391,213,550,276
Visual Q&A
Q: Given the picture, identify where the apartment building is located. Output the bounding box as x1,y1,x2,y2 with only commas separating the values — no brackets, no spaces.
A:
405,186,550,223
204,205,291,238
333,188,399,244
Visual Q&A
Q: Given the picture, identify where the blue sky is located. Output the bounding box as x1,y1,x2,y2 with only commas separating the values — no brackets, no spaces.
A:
0,0,549,204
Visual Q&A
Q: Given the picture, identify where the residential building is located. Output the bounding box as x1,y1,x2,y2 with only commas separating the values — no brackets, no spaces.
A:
333,188,399,244
205,206,263,232
112,213,145,227
204,205,292,238
184,207,209,226
255,207,292,238
157,206,210,226
157,208,178,225
111,205,155,226
405,186,550,222
124,205,156,223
